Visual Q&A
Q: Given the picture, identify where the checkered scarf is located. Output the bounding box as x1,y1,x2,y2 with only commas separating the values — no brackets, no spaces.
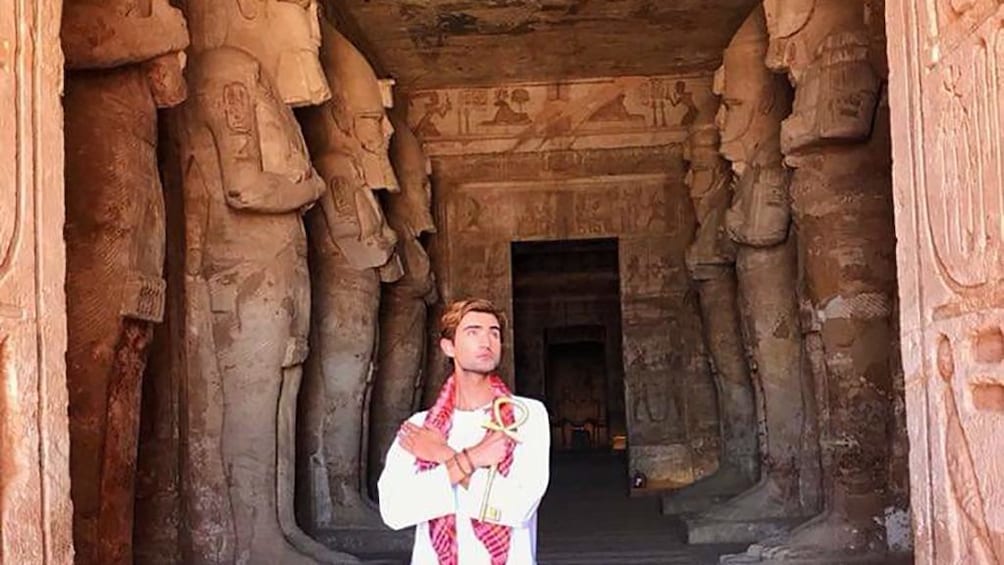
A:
416,373,517,565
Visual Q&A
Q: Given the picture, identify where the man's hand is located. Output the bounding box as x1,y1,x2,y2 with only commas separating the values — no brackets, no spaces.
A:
467,431,510,469
399,422,452,463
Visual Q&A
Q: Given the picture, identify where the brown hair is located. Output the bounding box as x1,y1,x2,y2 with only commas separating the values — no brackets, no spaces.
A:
439,298,507,341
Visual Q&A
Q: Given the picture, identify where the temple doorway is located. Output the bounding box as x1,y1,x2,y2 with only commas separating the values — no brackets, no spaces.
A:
510,237,627,454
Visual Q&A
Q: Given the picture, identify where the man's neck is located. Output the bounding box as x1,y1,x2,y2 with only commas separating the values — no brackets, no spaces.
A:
454,369,495,411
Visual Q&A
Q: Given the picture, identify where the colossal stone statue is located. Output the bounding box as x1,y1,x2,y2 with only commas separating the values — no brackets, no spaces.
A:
62,3,188,564
169,1,356,562
662,124,757,514
686,6,814,544
726,1,899,562
297,19,402,533
367,113,440,498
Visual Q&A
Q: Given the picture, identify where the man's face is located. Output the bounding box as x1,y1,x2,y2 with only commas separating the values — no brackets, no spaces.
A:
441,311,502,376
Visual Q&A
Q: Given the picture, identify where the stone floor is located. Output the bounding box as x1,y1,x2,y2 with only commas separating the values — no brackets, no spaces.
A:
536,451,745,564
359,450,745,563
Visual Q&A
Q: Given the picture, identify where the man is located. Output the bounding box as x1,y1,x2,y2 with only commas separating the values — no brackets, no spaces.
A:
379,299,550,564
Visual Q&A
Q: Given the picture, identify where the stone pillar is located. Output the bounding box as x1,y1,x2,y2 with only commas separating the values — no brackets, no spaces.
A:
0,0,74,562
297,19,402,536
166,1,355,563
727,1,900,562
686,6,814,545
368,113,439,498
886,4,1003,562
61,3,188,563
662,124,758,515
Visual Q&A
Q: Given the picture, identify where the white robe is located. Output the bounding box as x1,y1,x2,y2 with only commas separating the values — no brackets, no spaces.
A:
378,396,550,564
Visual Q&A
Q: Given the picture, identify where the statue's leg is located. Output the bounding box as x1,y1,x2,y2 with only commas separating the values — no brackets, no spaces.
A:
277,255,360,563
212,259,351,565
67,269,156,565
96,319,155,565
369,297,425,499
66,299,121,565
311,250,383,529
701,244,806,522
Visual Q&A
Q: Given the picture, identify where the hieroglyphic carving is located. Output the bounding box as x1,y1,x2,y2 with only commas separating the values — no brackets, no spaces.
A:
405,75,715,155
887,2,1004,562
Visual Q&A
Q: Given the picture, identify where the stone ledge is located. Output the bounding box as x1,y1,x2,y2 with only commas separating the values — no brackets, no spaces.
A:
720,551,913,565
315,526,414,557
685,516,805,545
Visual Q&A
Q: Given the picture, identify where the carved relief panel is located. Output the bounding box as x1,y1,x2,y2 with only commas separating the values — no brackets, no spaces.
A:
0,0,74,562
887,2,1004,562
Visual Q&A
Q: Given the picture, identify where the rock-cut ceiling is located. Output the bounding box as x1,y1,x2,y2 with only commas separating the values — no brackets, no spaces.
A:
326,0,761,89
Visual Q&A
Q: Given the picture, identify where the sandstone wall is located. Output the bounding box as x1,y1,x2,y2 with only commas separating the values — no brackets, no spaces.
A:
409,75,721,485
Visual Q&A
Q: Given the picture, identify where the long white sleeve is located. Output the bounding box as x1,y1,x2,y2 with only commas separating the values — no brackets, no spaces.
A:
458,399,550,529
377,412,457,530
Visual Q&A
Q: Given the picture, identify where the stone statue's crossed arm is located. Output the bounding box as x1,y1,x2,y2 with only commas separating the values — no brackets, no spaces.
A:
202,79,325,214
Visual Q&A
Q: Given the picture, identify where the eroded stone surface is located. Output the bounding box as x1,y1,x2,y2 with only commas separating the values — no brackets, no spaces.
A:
690,7,812,536
886,2,1003,563
62,4,189,563
164,2,354,562
0,0,73,562
297,19,400,533
327,0,760,87
730,1,901,561
367,113,439,497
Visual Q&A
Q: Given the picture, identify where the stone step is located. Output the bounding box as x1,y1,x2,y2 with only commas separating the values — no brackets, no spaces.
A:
685,517,806,545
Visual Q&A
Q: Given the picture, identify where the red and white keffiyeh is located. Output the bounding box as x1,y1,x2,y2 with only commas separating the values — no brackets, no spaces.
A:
416,373,517,565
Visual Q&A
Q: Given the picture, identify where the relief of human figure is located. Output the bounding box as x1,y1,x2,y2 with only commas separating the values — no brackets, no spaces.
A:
727,1,899,561
690,6,813,535
367,113,440,498
61,2,188,563
662,124,758,515
171,1,357,562
297,19,404,532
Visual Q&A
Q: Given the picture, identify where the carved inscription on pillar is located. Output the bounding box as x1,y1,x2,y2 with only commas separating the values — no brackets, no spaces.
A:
888,2,1004,562
0,0,74,562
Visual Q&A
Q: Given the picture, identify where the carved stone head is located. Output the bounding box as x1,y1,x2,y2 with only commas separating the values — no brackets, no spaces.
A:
713,5,791,177
684,125,737,278
762,0,880,154
716,6,793,248
387,113,436,239
185,0,330,106
317,19,400,193
683,125,729,205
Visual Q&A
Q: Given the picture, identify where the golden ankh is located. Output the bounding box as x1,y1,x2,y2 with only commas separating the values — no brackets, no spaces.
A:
479,396,529,523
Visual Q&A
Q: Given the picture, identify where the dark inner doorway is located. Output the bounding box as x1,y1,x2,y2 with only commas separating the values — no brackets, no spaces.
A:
510,237,626,452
